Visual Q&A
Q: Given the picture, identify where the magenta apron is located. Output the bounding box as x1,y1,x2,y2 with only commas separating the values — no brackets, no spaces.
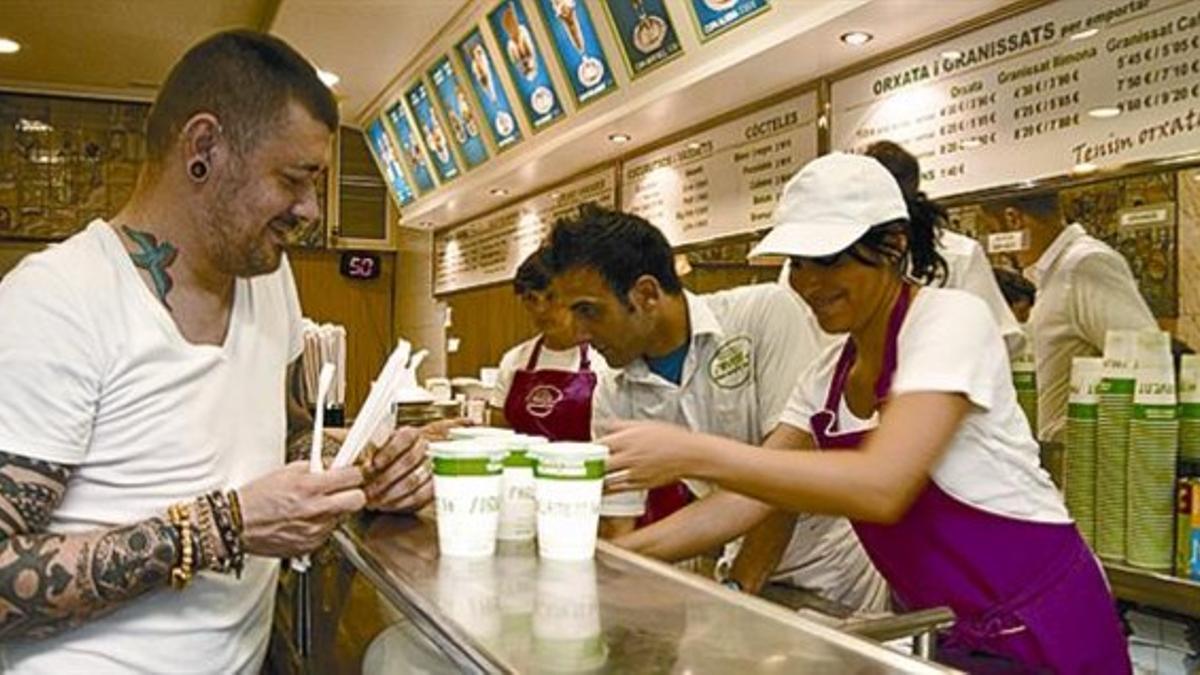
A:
504,337,596,441
811,285,1129,674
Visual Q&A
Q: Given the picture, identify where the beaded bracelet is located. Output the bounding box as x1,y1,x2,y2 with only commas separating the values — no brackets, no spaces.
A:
206,491,245,578
167,502,194,590
194,496,222,573
227,489,245,533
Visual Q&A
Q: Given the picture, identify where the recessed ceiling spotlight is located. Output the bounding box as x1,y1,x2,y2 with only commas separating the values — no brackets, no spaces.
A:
1072,162,1098,175
1070,28,1100,41
940,50,963,60
317,69,340,87
687,141,702,150
489,187,508,197
420,220,434,227
0,38,20,54
1088,106,1121,119
608,132,632,144
550,192,562,199
840,31,873,46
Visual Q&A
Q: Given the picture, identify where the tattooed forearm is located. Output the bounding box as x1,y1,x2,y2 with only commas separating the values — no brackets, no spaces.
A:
0,454,71,536
0,518,179,640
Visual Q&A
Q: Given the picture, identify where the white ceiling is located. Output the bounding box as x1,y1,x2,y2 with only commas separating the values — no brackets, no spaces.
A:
0,0,1017,227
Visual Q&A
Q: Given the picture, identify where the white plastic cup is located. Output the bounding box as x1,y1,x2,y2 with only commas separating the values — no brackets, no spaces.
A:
449,426,517,441
498,435,549,541
532,442,608,560
429,440,508,557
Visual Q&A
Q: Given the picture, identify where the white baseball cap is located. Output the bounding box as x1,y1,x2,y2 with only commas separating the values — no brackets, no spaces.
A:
749,152,909,259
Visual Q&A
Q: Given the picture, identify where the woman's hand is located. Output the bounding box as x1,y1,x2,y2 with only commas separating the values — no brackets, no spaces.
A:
599,420,699,493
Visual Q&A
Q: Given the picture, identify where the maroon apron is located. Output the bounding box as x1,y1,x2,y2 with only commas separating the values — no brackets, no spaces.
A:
811,285,1129,674
503,337,596,441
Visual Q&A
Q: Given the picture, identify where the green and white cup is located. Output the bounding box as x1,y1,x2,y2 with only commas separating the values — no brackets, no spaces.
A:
498,435,548,542
1096,329,1138,562
1127,330,1177,571
449,426,517,441
1066,357,1103,546
531,442,609,561
429,440,508,558
1180,355,1200,463
533,559,607,672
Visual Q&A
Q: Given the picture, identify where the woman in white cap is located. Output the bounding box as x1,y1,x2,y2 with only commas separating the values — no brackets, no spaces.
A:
601,153,1129,674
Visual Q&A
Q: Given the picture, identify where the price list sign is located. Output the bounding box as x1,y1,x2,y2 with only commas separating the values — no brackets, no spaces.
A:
434,168,617,294
621,91,818,247
831,0,1200,197
363,118,415,208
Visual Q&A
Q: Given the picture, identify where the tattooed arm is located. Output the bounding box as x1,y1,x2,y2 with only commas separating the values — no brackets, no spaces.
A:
0,450,179,641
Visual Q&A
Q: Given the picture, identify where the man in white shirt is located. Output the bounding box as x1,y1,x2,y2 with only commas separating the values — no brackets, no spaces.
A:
0,31,429,673
979,191,1157,443
546,204,888,612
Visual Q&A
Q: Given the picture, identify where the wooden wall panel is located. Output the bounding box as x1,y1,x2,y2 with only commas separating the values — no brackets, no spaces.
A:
444,283,535,379
289,248,395,417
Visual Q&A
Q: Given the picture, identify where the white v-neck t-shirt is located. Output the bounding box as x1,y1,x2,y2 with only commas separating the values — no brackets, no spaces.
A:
0,220,304,674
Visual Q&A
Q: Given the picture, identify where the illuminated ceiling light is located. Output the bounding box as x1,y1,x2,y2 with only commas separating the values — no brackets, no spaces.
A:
1070,28,1100,41
0,38,20,54
940,50,963,60
687,141,702,150
550,192,562,199
317,69,340,87
1072,162,1098,175
840,31,873,46
489,187,508,197
608,132,631,144
1088,106,1121,119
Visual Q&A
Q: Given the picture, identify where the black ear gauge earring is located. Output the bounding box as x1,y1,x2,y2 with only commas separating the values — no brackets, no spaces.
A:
188,160,209,182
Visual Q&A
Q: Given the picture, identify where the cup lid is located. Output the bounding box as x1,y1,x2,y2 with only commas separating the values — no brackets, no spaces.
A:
428,439,509,459
530,442,609,462
508,434,550,450
448,426,516,440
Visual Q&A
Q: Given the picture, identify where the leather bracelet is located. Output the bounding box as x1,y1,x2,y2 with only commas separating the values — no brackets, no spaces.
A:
206,491,245,578
227,489,245,533
194,496,223,573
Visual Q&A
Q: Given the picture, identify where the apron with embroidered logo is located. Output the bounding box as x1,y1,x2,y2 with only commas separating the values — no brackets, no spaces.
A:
810,285,1129,674
503,337,596,441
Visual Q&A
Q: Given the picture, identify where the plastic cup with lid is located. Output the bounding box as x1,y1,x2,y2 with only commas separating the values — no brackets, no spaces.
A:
448,426,517,441
429,439,509,557
531,442,609,560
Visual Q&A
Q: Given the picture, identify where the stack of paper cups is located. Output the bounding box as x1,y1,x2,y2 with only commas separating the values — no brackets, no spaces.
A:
1012,340,1039,436
1180,355,1200,466
497,435,548,542
1066,357,1103,547
1096,330,1138,562
1127,330,1178,571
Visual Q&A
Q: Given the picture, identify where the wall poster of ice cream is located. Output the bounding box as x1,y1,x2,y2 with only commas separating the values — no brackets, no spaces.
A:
687,0,769,42
487,0,566,131
384,102,437,195
601,0,683,78
364,118,415,208
428,56,490,170
455,28,523,151
405,80,461,183
533,0,617,106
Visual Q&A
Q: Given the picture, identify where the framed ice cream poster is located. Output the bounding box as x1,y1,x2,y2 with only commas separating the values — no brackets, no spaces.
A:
601,0,683,79
363,117,415,208
455,28,523,151
487,0,566,131
428,55,490,170
384,101,437,195
534,0,617,106
405,80,461,183
687,0,769,42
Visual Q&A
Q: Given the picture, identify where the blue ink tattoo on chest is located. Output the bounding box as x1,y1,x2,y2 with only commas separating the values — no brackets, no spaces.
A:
121,225,178,309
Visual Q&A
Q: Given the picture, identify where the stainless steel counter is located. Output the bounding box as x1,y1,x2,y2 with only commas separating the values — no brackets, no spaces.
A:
308,513,956,674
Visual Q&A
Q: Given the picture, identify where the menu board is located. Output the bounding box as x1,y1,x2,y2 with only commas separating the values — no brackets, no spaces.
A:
434,167,617,294
405,81,461,182
363,118,415,208
456,28,524,151
621,90,818,247
688,0,770,41
429,56,490,169
384,102,438,194
488,0,567,131
534,0,618,105
602,0,684,78
831,0,1200,197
